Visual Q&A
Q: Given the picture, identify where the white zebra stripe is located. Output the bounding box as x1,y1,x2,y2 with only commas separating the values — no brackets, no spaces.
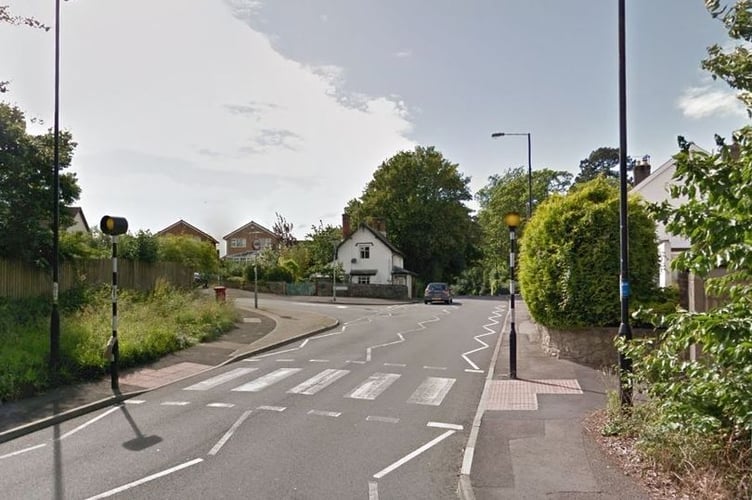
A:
407,377,456,406
287,369,350,395
231,368,302,392
184,367,257,391
347,373,401,400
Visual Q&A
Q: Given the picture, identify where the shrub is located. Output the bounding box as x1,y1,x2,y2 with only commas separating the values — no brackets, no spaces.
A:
519,177,659,328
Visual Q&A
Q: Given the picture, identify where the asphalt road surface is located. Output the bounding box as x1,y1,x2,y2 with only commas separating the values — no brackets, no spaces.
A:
0,297,506,500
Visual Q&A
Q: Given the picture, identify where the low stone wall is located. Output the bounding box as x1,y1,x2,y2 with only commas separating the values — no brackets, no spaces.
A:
317,282,409,300
537,325,657,370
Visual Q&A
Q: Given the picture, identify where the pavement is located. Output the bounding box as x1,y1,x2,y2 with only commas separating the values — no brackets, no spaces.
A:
0,289,651,499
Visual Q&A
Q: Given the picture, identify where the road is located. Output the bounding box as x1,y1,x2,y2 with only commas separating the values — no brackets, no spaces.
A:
0,297,506,500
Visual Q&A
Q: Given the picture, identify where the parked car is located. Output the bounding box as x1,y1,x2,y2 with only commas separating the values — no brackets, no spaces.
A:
424,282,452,304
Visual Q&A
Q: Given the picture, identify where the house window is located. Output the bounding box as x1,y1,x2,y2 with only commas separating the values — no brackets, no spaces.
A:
357,275,370,284
231,238,246,248
261,238,272,249
360,246,370,259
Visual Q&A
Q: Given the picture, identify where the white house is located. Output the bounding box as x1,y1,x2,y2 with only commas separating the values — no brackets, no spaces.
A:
632,149,701,288
335,215,416,297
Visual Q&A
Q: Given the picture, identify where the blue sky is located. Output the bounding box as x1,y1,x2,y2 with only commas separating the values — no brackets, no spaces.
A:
1,1,747,250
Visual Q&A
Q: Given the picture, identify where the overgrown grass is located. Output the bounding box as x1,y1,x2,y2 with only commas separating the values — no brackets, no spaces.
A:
0,281,238,402
601,391,751,499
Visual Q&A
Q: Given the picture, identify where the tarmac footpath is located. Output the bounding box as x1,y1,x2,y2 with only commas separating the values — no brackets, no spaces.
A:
0,288,339,443
458,300,652,500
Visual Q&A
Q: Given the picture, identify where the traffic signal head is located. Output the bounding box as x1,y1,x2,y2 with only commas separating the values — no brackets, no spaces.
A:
100,215,128,236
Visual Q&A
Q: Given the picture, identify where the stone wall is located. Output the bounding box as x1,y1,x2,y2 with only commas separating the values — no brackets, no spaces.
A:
317,282,409,300
537,325,657,370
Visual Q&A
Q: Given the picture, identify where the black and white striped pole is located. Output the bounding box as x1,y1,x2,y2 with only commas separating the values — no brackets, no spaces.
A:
504,212,521,380
100,216,128,391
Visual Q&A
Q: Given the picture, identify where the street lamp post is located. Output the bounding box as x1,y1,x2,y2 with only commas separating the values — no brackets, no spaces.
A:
253,261,258,309
504,211,521,380
491,132,533,220
50,0,62,374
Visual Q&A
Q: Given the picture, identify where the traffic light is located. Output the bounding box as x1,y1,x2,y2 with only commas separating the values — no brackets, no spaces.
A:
100,215,128,236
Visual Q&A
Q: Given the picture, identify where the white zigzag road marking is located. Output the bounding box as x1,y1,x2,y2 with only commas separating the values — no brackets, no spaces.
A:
461,305,504,371
364,312,444,361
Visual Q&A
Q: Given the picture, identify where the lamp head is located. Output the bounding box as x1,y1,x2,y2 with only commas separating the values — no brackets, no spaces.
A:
504,211,521,229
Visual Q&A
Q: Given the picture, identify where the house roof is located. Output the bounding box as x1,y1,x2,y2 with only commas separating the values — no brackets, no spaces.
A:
66,206,90,232
632,143,708,193
338,223,404,257
156,219,219,244
223,220,277,240
392,265,418,276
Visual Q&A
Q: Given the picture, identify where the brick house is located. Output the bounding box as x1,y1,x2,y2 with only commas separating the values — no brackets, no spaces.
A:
156,219,219,250
223,220,280,262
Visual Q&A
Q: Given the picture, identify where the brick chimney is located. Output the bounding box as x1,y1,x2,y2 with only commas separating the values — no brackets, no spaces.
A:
375,218,387,237
633,155,651,186
342,213,351,238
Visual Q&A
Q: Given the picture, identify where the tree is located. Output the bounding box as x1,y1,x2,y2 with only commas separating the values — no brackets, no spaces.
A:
519,177,659,328
572,147,634,185
348,146,477,283
475,167,572,294
157,234,219,274
1,6,49,93
119,230,159,263
304,220,341,277
0,102,80,264
272,212,296,248
617,1,752,475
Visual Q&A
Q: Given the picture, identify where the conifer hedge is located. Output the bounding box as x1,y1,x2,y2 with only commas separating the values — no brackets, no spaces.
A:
518,177,659,328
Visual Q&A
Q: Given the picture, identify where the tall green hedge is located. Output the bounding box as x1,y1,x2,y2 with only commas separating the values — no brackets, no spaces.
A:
519,177,658,328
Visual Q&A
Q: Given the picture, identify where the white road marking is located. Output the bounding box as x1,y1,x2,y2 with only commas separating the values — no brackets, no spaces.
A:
124,399,145,404
287,369,350,395
308,410,341,418
366,333,405,362
231,368,302,392
242,317,261,323
0,443,46,460
373,430,456,479
423,365,447,370
206,403,235,408
257,405,286,412
383,363,406,368
184,367,257,391
209,410,252,456
407,377,456,406
427,422,463,431
465,369,484,373
309,359,329,363
366,416,400,424
85,458,203,499
461,306,503,370
58,406,120,441
347,373,401,400
276,358,295,362
346,360,366,365
369,481,379,500
161,401,190,406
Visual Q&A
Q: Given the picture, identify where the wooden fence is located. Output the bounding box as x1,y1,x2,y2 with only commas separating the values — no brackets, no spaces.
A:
0,259,193,298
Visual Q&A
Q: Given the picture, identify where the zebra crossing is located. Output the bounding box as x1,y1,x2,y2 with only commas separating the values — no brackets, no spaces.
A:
182,364,459,407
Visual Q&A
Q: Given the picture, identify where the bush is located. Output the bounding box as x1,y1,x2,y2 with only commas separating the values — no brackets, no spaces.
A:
519,177,659,328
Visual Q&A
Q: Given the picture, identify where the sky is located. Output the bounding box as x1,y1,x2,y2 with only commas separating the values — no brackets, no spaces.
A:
1,0,748,253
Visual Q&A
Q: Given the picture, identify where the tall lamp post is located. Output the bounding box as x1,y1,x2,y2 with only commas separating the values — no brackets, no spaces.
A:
492,132,533,220
504,211,521,380
617,0,633,406
332,241,338,302
49,0,62,373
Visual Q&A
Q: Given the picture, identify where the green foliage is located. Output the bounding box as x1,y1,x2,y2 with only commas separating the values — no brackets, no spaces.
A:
519,177,659,328
119,230,159,263
0,102,81,264
572,146,634,186
347,145,477,283
157,234,219,274
0,284,237,402
304,220,341,276
60,229,110,261
474,167,573,293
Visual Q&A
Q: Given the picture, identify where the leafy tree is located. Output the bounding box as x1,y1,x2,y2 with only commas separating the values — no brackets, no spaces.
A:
475,167,572,294
304,221,341,277
0,102,80,264
59,229,109,261
272,211,296,248
617,4,752,482
348,146,477,283
1,6,49,93
118,230,159,263
519,177,659,328
157,234,219,273
573,147,634,185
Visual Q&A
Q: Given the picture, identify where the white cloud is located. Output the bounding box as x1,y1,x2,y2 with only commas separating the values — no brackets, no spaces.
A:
0,0,414,245
395,50,412,58
678,86,746,118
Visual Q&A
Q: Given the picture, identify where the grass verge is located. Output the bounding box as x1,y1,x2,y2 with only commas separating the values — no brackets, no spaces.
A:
0,281,237,402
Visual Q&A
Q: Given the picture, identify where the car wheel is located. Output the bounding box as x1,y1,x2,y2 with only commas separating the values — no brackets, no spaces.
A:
424,300,429,304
